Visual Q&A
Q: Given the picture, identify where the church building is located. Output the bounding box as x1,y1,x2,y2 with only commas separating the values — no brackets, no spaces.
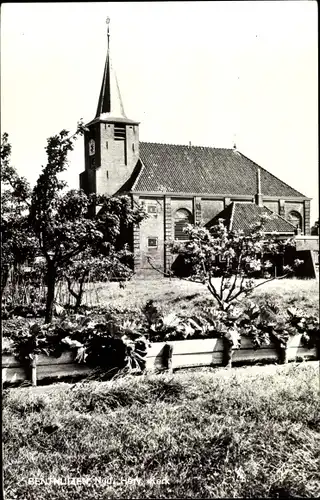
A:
80,24,311,277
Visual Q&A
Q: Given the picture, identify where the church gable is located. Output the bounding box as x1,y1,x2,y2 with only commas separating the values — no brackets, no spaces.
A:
131,142,306,198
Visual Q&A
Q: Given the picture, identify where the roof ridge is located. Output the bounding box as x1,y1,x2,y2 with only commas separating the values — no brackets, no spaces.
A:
238,152,307,198
229,202,236,231
140,141,231,151
272,210,297,229
261,204,297,229
233,201,253,204
131,159,145,191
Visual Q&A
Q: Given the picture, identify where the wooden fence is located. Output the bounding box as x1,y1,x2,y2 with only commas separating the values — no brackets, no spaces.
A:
2,334,318,386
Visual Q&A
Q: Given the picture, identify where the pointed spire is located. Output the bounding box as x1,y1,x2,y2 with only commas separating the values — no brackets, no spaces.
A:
95,18,127,120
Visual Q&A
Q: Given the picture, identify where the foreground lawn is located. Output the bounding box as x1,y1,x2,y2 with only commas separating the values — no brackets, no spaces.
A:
3,362,320,499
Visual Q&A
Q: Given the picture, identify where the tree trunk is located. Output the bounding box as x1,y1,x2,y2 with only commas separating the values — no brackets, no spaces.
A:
45,264,56,323
0,265,9,299
74,281,85,312
67,274,87,313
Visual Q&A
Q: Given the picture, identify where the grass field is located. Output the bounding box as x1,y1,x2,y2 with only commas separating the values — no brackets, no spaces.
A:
3,362,320,499
3,278,319,498
81,277,319,316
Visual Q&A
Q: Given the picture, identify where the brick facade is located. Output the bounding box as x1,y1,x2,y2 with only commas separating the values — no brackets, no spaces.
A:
134,195,312,276
304,200,311,235
164,197,173,273
132,195,141,271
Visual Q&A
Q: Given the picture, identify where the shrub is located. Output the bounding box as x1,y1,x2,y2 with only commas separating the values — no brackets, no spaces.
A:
166,219,303,312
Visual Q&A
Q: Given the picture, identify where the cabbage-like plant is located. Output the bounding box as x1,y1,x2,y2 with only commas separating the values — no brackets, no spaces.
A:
238,301,270,348
286,307,320,348
149,312,185,341
201,306,241,348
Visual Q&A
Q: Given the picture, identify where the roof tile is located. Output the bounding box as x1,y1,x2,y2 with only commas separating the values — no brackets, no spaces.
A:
132,142,306,198
207,202,297,234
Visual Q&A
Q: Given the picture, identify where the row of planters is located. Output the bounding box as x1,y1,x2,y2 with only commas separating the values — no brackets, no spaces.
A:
2,300,319,386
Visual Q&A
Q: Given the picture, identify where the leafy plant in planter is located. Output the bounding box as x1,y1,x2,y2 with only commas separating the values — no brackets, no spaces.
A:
8,321,69,363
5,314,149,382
141,300,242,367
200,306,242,367
5,322,52,385
150,312,192,342
286,307,320,350
120,320,149,372
142,300,261,348
142,301,201,342
66,318,147,374
237,301,271,348
139,296,318,369
237,301,320,363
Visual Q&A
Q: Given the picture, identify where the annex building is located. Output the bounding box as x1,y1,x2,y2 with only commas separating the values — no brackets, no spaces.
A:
80,26,311,276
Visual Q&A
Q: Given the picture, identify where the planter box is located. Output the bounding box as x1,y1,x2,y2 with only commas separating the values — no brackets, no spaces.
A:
2,351,93,385
286,334,318,361
2,335,318,386
146,335,318,370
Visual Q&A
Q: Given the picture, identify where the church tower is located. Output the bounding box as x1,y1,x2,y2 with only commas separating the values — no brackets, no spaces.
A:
80,19,140,198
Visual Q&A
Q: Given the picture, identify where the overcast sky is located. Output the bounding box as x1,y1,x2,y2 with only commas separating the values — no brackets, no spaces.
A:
1,1,318,223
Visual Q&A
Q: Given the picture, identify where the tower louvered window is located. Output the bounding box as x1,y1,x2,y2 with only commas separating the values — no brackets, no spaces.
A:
114,124,126,140
174,209,193,240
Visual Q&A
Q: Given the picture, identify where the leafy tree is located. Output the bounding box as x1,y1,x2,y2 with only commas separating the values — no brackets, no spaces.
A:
1,133,38,297
29,122,146,322
60,245,134,312
29,123,94,322
57,194,146,312
167,216,302,312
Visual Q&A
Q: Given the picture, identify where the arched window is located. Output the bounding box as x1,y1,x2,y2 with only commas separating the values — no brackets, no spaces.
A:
288,211,302,231
174,209,193,240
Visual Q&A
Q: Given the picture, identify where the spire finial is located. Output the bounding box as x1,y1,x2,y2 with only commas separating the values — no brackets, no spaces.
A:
233,132,237,150
106,17,110,50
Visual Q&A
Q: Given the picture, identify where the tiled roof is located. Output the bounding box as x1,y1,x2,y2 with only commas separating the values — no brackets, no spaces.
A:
207,202,297,234
131,142,306,197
